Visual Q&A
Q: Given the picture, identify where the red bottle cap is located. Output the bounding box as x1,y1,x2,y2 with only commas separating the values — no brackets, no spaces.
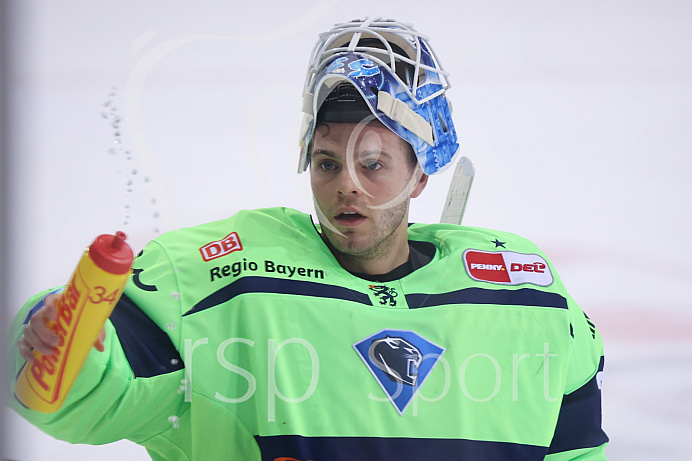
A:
88,231,134,275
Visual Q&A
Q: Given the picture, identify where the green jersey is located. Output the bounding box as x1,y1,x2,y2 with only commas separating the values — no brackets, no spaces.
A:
9,207,607,460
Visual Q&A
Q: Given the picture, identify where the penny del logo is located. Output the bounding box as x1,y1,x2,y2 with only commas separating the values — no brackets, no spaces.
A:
463,250,553,286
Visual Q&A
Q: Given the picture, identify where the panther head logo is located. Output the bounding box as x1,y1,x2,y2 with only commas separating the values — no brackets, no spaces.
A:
368,336,423,386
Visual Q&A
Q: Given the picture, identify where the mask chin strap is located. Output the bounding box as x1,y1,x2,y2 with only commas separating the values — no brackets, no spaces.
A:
298,89,436,173
298,88,436,173
376,92,434,146
297,92,315,173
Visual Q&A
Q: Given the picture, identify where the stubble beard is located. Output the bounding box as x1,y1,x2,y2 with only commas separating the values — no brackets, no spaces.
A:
321,198,410,264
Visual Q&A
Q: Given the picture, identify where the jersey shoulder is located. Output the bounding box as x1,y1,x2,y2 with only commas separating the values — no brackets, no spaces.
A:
154,206,313,237
151,207,316,252
408,222,543,254
408,222,569,294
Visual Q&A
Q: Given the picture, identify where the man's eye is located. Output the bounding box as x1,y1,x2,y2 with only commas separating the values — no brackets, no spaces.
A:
364,160,382,170
320,160,336,171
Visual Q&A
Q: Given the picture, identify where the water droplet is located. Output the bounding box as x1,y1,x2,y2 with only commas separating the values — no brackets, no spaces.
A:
168,415,180,429
170,291,181,300
131,169,137,175
101,101,115,119
170,358,179,366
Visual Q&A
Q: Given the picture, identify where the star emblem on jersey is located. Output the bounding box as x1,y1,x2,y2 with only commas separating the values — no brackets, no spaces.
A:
491,239,506,248
353,329,445,415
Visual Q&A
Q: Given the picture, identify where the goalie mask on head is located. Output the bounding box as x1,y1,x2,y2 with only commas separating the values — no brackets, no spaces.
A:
298,17,459,175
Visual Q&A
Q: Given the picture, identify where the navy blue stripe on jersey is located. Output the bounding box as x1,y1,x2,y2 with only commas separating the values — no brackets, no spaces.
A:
109,294,184,378
21,288,64,325
184,276,372,316
547,356,608,454
255,434,547,461
406,287,569,309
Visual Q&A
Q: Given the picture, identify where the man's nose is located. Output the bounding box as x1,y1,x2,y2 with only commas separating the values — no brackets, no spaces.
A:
336,165,364,196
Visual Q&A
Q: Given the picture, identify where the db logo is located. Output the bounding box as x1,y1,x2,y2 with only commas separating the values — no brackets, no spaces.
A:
199,232,242,262
510,262,546,273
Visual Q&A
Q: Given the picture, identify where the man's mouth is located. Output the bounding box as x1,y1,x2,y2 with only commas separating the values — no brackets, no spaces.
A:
334,211,366,226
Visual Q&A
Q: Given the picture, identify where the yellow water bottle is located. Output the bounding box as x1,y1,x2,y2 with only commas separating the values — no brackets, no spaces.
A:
14,231,134,412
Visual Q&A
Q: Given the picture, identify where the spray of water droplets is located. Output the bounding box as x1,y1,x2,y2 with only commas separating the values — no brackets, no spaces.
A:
168,415,180,429
102,88,162,235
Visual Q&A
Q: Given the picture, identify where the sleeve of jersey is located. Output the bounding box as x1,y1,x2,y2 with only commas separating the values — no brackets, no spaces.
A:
545,295,608,460
6,240,187,446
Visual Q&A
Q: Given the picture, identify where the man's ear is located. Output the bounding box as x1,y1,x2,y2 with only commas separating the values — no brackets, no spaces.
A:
410,171,428,198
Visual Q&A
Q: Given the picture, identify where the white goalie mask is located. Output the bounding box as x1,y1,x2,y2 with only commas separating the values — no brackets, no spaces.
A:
298,17,459,175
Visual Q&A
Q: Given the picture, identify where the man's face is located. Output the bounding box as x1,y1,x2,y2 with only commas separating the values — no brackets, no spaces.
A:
309,121,427,263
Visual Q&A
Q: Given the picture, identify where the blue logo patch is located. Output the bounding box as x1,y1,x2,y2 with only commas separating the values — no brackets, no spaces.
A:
348,58,380,78
353,329,445,415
